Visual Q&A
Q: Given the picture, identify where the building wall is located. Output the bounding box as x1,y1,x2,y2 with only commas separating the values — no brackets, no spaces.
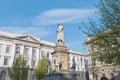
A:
68,53,87,72
86,43,120,80
0,39,15,68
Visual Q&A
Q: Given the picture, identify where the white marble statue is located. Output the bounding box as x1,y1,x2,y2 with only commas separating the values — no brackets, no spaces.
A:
46,59,50,73
57,24,64,42
53,57,57,72
46,54,50,73
58,57,62,71
54,56,61,72
72,57,76,73
56,56,59,72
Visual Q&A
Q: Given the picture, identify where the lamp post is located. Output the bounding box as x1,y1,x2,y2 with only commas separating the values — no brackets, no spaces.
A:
92,67,95,80
91,44,96,80
30,64,33,80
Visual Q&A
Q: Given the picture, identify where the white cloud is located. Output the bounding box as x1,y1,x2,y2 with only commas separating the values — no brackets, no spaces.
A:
34,8,97,26
0,8,97,38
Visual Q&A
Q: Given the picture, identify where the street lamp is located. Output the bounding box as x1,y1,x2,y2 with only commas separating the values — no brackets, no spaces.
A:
92,67,95,80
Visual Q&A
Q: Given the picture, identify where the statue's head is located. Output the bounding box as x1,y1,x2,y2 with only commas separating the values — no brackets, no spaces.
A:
58,23,63,28
58,23,62,26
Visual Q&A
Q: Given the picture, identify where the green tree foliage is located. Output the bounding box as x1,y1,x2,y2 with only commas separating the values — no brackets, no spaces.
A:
85,0,120,66
8,55,29,80
98,0,120,28
35,56,47,80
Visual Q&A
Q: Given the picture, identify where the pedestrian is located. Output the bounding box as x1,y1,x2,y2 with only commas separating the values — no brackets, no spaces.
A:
100,74,109,80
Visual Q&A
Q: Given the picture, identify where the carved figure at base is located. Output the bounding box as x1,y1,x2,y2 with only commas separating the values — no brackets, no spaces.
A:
53,56,61,72
59,62,62,71
71,57,76,73
46,54,50,74
56,56,60,72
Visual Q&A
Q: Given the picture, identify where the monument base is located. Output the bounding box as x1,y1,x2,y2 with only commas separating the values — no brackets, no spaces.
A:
45,72,71,80
44,71,87,80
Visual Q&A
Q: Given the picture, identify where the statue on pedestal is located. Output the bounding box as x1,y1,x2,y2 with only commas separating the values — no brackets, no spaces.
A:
56,56,59,72
53,56,61,72
59,61,62,71
72,57,76,73
53,57,58,72
46,54,50,74
57,24,64,43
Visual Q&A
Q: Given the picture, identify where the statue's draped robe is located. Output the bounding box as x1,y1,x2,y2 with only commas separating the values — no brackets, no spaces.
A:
57,25,64,42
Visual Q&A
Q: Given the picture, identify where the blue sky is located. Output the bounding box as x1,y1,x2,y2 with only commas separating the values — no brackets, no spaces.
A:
0,0,99,54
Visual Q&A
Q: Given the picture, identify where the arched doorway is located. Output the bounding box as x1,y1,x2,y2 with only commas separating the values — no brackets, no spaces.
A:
0,70,6,80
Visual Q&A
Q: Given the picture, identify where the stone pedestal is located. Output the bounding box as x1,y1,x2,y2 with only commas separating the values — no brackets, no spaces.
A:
44,43,71,80
51,44,69,72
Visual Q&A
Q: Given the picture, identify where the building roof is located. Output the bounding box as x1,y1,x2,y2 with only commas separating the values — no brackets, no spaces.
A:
68,50,86,56
40,40,56,47
0,30,56,47
0,29,86,55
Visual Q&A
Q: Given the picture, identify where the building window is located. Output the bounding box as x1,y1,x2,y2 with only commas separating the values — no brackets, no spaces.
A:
47,51,50,57
32,48,36,57
6,45,11,53
0,70,6,80
32,61,36,67
24,47,29,55
77,56,79,61
84,59,89,71
4,57,9,65
81,57,82,63
0,44,3,53
41,50,44,57
16,45,20,54
78,64,79,70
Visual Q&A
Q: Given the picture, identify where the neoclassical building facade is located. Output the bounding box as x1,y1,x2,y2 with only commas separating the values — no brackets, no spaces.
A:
86,37,120,80
0,27,87,80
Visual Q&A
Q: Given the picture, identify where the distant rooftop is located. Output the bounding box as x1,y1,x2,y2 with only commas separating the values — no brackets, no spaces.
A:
40,40,56,47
